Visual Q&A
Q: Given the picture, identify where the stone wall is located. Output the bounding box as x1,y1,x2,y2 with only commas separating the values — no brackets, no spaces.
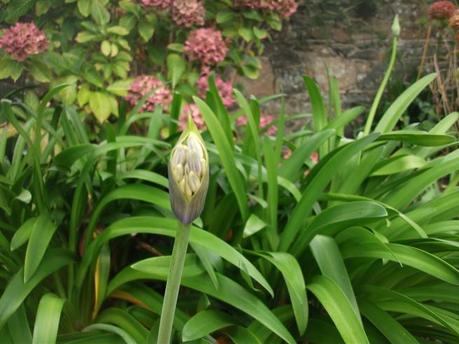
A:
242,0,429,113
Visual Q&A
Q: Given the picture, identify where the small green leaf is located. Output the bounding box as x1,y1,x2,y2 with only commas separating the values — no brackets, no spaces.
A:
107,79,132,96
138,21,154,42
107,25,130,36
91,0,110,25
77,0,90,16
76,31,98,43
90,92,113,122
101,40,111,56
239,27,253,42
167,54,185,88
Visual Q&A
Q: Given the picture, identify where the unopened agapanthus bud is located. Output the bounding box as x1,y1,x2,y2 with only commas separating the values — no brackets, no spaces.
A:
391,15,400,37
168,117,209,224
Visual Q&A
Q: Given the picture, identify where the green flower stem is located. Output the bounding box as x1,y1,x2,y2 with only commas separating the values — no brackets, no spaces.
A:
364,36,398,135
158,222,191,344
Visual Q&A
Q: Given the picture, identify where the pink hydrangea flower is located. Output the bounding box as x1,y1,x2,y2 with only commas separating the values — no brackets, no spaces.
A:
310,151,319,164
282,147,292,160
179,104,206,131
0,22,48,61
236,115,248,126
260,114,277,136
235,0,298,18
184,28,228,65
236,113,277,136
125,75,172,112
270,0,298,18
428,1,456,20
139,0,171,10
197,68,235,108
172,0,205,27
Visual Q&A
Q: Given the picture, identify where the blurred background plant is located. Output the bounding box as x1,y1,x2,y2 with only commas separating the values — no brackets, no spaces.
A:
0,0,296,123
418,0,459,123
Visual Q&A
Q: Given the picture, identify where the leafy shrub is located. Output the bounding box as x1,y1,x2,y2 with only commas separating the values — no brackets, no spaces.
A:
0,0,297,122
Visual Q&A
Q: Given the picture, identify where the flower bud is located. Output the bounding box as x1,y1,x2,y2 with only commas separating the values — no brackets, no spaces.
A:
391,15,400,37
168,116,209,224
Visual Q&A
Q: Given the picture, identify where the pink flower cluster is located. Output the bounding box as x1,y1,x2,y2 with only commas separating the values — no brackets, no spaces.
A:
184,28,228,65
179,104,206,131
428,1,456,20
197,68,235,108
235,0,298,18
139,0,171,10
172,0,205,27
0,23,48,61
237,113,277,136
140,0,205,27
125,76,172,112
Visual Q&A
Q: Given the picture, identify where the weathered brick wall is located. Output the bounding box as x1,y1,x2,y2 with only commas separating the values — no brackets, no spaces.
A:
242,0,429,113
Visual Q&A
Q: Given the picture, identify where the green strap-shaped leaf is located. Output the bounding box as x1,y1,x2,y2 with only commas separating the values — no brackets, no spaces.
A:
58,331,125,344
359,300,419,344
377,131,456,146
371,154,426,176
83,184,171,246
280,134,379,251
0,249,72,330
341,242,459,285
32,293,65,344
10,217,37,251
96,308,148,343
182,310,233,342
307,275,369,344
374,73,436,133
304,76,327,132
280,129,335,181
194,97,248,221
382,154,459,209
226,327,262,344
183,273,296,344
24,215,58,282
310,235,361,324
291,201,388,256
109,272,294,344
131,254,205,278
364,286,459,335
80,216,272,297
83,324,136,344
415,112,459,158
255,252,308,335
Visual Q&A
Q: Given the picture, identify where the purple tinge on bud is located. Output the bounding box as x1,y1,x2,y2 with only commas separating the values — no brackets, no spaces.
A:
169,130,209,224
0,22,48,61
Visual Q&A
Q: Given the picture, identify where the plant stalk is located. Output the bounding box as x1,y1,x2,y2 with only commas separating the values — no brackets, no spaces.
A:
364,36,398,135
157,222,191,344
